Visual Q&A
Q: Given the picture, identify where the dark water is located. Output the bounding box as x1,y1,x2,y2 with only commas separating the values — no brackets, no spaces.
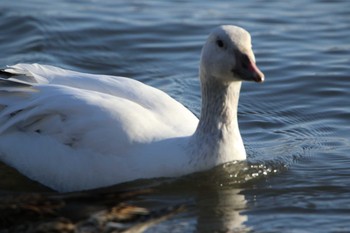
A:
1,0,350,232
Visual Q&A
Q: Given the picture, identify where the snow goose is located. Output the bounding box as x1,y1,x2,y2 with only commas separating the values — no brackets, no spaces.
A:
0,25,264,192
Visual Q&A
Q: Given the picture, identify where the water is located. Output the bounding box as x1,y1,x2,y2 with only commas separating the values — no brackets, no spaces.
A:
1,0,350,232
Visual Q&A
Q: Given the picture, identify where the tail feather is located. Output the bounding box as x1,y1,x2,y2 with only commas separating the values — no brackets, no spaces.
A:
0,69,15,79
0,77,33,88
0,78,38,132
1,65,40,84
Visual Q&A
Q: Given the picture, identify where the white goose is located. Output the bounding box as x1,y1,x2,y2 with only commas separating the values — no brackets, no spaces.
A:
0,25,264,192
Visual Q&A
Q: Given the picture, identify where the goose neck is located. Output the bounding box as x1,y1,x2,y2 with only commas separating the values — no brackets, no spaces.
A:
189,75,246,164
196,78,242,136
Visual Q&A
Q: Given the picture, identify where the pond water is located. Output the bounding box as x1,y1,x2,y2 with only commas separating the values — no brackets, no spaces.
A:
1,0,350,232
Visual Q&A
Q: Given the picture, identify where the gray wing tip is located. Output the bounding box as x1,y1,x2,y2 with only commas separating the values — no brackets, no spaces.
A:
0,69,16,79
0,77,33,88
1,66,34,88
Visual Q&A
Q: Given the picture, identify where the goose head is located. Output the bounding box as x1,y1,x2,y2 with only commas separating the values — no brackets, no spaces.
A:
200,25,264,84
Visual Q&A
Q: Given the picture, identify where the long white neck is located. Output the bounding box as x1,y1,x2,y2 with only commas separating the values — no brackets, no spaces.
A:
189,72,246,169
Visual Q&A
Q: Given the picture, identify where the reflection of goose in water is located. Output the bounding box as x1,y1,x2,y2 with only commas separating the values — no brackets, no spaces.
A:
196,188,249,233
0,25,264,192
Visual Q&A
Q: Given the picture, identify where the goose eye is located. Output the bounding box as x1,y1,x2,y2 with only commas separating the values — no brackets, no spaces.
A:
241,54,250,69
216,39,224,48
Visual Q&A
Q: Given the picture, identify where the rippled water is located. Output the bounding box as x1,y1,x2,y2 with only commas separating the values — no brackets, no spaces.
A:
1,0,350,232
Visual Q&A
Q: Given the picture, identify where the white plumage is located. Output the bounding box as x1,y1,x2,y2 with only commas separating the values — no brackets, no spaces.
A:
0,25,264,192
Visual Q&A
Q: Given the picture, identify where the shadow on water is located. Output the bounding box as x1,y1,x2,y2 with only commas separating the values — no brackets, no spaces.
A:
127,159,287,232
0,159,287,232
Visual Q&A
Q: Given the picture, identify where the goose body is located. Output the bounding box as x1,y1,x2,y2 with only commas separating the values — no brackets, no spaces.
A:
0,25,264,192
